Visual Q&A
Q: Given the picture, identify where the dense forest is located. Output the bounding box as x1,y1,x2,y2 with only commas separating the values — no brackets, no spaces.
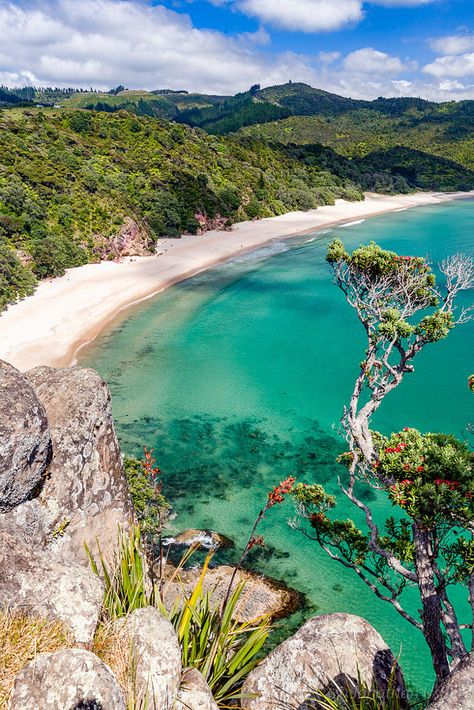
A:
56,82,474,168
0,109,365,309
0,81,473,312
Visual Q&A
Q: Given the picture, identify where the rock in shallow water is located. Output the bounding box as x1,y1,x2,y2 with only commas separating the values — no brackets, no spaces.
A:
9,649,125,710
163,564,303,622
0,360,51,513
241,612,406,710
166,528,234,550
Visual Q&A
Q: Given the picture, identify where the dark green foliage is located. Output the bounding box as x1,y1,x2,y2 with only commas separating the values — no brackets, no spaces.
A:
0,86,36,108
286,143,474,193
30,234,88,279
176,92,292,135
356,147,474,192
0,109,364,309
0,242,37,310
124,456,170,538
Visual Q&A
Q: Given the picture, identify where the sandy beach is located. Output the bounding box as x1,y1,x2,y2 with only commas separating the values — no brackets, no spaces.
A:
1,191,472,371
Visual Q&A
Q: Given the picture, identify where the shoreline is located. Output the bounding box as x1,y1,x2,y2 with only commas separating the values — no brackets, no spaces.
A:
1,190,472,372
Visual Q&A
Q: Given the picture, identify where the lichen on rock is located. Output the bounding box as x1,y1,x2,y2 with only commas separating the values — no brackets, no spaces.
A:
241,612,406,709
0,360,51,513
9,648,126,710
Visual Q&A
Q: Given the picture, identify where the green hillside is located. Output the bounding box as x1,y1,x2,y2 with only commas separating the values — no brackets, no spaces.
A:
1,82,473,312
0,108,364,310
240,106,474,170
32,82,473,171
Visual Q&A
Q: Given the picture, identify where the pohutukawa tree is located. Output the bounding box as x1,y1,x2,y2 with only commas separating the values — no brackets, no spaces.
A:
290,239,474,695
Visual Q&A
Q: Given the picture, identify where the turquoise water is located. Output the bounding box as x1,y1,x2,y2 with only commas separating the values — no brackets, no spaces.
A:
81,200,474,696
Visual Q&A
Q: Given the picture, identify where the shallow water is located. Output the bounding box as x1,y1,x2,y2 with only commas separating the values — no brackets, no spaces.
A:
81,199,474,696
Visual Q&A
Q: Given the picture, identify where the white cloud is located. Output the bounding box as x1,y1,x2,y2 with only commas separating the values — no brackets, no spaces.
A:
0,0,320,93
0,0,472,102
342,47,406,74
424,52,474,78
234,0,363,32
317,51,342,64
430,34,474,55
439,79,466,91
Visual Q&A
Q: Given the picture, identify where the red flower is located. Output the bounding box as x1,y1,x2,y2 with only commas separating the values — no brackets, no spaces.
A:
267,476,295,507
417,466,424,473
248,535,265,550
142,446,161,480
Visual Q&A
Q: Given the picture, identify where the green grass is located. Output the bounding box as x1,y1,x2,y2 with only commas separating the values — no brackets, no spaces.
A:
86,527,272,707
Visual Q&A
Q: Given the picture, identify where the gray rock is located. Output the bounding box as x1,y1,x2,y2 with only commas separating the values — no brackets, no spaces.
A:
242,613,406,710
427,655,474,710
176,668,219,710
163,564,302,623
0,530,103,644
0,360,51,513
0,498,49,545
27,365,133,564
111,606,181,709
9,648,125,710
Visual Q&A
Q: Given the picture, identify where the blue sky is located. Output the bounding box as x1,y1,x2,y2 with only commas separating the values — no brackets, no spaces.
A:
0,0,473,100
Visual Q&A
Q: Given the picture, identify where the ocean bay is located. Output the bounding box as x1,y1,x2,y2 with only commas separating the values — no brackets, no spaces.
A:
81,198,474,695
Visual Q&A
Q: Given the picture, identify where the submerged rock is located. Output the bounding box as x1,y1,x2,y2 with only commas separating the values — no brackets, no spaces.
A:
27,365,133,563
241,612,406,709
9,649,125,710
166,528,234,551
163,564,303,622
176,668,219,710
110,607,181,709
427,654,474,710
0,360,51,513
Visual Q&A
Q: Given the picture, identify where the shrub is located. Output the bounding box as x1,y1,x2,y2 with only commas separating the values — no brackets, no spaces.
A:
87,527,271,707
0,243,37,310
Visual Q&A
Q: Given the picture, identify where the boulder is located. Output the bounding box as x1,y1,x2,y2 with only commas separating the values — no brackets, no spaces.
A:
163,564,302,622
9,649,125,709
0,529,103,644
111,606,181,709
27,365,133,563
241,613,406,710
0,360,51,513
427,655,474,710
176,668,219,710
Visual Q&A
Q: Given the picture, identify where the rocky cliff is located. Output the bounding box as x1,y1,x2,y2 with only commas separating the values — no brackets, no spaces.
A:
0,359,471,708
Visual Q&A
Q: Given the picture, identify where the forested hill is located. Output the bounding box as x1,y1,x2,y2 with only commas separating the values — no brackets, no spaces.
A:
0,91,473,311
1,109,365,310
4,82,473,170
49,82,474,169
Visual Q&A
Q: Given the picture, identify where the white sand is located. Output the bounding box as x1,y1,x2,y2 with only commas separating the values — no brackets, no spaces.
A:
1,191,472,371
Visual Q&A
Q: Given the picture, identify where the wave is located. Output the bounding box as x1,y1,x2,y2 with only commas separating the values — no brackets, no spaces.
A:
340,219,366,227
230,241,289,264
